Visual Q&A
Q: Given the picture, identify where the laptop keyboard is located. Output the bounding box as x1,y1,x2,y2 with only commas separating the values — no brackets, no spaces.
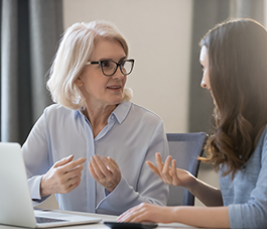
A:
36,217,67,224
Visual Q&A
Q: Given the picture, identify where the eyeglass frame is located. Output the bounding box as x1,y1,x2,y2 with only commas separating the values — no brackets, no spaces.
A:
85,59,135,77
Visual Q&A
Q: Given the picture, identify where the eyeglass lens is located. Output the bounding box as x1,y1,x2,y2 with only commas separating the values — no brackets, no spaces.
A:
100,60,133,76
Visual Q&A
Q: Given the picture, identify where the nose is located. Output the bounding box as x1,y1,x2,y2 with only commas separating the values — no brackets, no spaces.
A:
112,66,125,79
200,77,207,89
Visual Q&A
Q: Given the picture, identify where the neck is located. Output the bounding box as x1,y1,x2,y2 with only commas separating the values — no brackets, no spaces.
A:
83,102,117,137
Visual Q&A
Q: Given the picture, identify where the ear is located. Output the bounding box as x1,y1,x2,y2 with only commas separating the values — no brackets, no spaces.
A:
75,77,84,87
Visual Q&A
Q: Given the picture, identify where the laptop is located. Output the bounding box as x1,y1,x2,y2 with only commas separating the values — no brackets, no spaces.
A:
0,142,101,228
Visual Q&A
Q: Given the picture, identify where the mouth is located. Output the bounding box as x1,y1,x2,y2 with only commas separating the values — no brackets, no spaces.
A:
106,85,122,91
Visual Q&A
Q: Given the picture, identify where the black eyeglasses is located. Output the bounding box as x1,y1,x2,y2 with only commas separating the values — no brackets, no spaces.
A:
86,59,135,77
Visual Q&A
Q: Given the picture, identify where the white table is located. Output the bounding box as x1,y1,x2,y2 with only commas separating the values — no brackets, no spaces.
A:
0,209,197,229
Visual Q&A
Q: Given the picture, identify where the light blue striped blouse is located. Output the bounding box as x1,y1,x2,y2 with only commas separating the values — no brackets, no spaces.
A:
22,101,169,215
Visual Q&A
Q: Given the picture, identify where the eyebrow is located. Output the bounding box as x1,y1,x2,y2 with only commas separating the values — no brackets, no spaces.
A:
119,56,127,61
98,56,127,62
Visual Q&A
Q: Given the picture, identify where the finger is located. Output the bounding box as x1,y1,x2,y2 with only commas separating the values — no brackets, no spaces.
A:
90,156,106,179
65,182,79,193
105,156,119,169
65,175,81,187
117,209,137,222
54,155,74,168
161,156,173,183
119,203,149,222
128,214,146,223
64,177,81,193
117,212,128,221
88,161,98,180
171,159,179,185
146,161,161,177
93,155,112,176
117,204,141,221
155,153,164,172
128,205,153,223
171,159,177,176
162,155,172,175
65,165,83,178
62,157,87,172
118,213,134,222
56,172,81,194
58,166,82,188
103,156,119,173
119,209,146,223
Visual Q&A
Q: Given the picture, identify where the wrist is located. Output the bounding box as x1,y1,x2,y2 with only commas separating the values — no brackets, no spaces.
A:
106,182,118,193
184,174,198,194
106,176,121,193
163,206,181,223
40,175,51,197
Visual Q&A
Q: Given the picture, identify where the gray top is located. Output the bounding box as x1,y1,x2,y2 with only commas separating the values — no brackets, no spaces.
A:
220,125,267,229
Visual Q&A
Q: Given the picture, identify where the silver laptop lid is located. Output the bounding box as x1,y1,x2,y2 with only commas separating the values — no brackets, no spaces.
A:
0,142,37,228
0,143,102,228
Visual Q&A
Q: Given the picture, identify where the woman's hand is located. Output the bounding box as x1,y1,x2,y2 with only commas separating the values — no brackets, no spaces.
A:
40,155,86,197
117,203,174,223
88,155,121,193
146,153,195,189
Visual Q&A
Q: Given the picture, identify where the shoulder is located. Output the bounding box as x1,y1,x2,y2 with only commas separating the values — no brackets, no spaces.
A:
129,102,163,123
42,104,76,120
115,101,163,126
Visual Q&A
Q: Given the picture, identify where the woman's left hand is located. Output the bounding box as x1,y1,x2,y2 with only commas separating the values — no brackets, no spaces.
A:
117,203,174,223
88,155,121,193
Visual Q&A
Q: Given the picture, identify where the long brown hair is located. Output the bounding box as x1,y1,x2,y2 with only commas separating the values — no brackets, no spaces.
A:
200,18,267,177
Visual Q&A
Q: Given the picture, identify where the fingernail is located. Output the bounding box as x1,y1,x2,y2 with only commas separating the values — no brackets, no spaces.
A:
66,154,73,159
81,157,87,162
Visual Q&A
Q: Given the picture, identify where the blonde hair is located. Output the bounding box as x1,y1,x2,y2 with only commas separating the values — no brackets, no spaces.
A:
47,20,133,110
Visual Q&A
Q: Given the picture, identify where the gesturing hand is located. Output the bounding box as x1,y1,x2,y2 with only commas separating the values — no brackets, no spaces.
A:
146,153,194,188
88,155,121,193
40,155,86,197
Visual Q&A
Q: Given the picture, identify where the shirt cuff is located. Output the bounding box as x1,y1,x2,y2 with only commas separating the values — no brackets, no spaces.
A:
28,175,43,200
96,175,138,215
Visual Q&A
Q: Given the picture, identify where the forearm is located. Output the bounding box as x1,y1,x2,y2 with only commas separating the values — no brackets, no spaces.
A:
186,177,223,206
171,206,230,228
97,176,168,215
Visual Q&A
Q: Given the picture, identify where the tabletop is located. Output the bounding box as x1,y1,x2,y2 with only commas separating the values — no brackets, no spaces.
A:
0,209,197,229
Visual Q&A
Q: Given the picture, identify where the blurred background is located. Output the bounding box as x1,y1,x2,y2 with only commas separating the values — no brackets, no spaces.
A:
1,0,266,207
1,0,266,143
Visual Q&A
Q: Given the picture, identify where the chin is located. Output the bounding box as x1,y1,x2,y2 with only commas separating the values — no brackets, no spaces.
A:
109,98,124,106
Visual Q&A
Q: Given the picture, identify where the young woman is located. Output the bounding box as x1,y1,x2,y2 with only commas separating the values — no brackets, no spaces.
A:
118,18,267,228
22,20,169,215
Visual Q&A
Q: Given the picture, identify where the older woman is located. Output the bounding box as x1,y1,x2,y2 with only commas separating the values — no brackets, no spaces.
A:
22,20,169,215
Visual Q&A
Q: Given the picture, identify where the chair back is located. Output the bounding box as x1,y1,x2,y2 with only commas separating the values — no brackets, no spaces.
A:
166,132,207,206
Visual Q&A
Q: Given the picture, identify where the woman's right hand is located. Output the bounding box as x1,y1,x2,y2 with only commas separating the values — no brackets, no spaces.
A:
146,153,195,189
40,155,86,197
